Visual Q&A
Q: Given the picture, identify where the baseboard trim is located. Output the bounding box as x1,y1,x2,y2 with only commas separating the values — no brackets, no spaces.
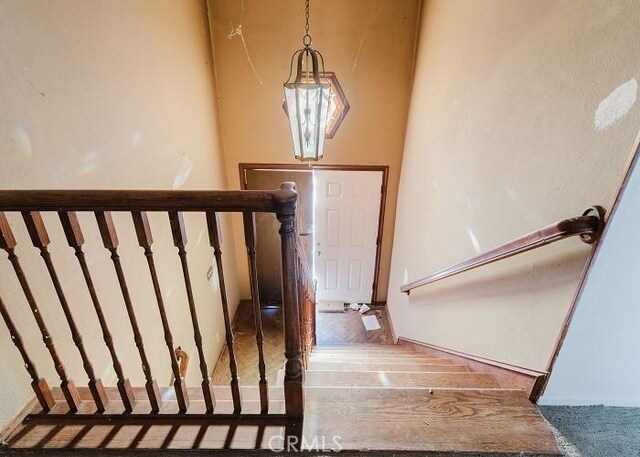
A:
397,337,548,402
386,309,398,344
0,396,38,444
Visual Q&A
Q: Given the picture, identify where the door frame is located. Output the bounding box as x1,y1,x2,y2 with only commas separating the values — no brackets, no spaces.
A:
239,163,389,305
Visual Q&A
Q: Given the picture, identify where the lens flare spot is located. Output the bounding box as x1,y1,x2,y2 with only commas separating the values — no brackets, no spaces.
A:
196,229,206,247
504,185,519,202
77,150,101,176
594,78,637,131
377,372,390,387
132,130,143,147
173,155,194,189
466,227,482,253
10,125,32,157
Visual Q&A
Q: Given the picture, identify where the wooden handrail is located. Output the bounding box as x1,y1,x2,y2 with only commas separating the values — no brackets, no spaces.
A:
400,206,605,294
0,189,296,212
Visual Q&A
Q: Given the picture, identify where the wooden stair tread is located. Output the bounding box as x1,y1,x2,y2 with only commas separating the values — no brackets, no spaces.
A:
315,343,401,348
308,361,471,372
310,355,455,363
303,387,560,454
305,370,500,388
311,351,426,357
312,346,419,353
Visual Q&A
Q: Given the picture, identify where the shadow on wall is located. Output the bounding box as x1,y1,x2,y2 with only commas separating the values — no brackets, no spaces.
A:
407,250,588,306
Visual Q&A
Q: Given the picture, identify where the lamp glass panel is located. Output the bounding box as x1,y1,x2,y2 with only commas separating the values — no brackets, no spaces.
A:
284,85,302,159
284,82,332,160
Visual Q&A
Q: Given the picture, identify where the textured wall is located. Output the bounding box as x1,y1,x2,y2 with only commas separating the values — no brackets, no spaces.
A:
0,0,238,430
387,0,640,371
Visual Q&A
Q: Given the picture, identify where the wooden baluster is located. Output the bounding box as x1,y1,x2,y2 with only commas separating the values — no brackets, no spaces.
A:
0,293,55,412
22,211,109,413
242,211,268,414
274,183,303,419
58,211,135,413
0,212,82,412
205,212,242,414
132,211,189,413
168,212,216,413
95,211,161,413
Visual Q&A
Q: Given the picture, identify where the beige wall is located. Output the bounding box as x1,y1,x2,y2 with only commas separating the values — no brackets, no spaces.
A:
208,0,420,301
388,0,640,371
0,0,238,430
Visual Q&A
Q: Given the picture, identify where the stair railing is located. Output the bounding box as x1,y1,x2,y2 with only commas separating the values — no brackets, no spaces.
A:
0,183,303,428
401,206,606,294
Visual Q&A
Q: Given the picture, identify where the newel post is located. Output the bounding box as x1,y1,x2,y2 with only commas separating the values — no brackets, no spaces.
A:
275,182,304,419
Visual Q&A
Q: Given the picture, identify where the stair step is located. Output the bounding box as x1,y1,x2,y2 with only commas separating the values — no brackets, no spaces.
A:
305,370,500,388
309,356,455,365
313,344,417,352
310,353,449,361
303,387,560,454
308,361,471,372
316,343,401,348
311,349,421,356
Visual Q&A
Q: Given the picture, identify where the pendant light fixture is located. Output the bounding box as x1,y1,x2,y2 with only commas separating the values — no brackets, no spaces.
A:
283,0,333,161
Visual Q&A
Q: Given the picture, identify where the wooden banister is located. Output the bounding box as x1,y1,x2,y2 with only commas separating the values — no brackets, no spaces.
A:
0,186,303,431
0,189,296,213
275,183,304,420
401,206,605,294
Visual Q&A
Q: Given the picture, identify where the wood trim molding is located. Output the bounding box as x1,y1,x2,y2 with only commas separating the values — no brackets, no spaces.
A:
385,305,399,344
239,163,389,305
397,337,548,402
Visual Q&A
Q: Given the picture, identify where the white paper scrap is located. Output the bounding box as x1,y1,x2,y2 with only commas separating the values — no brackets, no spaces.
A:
362,314,381,331
359,304,371,314
349,303,361,311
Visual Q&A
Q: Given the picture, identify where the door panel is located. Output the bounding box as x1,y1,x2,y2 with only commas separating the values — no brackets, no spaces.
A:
314,170,383,303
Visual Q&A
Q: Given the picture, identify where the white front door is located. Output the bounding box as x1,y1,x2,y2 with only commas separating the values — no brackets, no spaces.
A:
313,170,383,303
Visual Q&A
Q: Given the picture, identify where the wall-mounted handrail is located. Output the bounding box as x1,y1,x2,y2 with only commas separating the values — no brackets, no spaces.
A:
400,206,605,295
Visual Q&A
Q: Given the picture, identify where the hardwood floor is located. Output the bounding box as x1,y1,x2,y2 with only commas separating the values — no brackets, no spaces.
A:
211,301,285,387
316,303,393,344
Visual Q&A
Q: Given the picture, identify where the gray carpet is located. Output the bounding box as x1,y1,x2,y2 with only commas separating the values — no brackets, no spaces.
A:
0,451,560,457
540,406,640,457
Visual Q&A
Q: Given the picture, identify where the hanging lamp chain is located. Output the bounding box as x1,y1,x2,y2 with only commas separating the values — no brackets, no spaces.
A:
303,0,312,47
